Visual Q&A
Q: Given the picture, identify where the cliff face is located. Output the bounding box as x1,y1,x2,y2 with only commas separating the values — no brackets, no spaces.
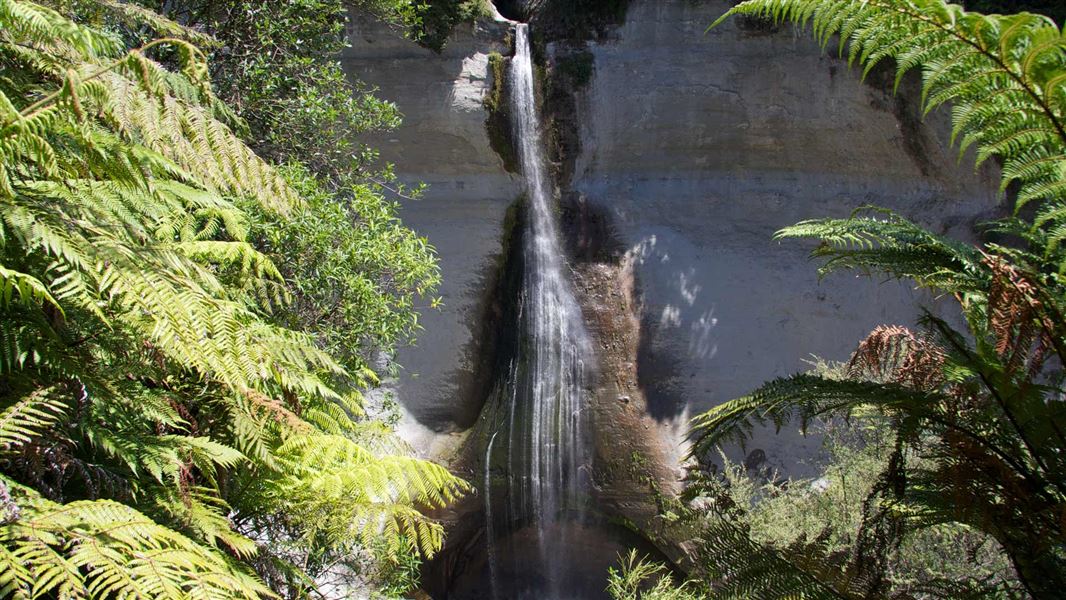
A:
560,0,997,476
341,0,997,474
341,12,518,453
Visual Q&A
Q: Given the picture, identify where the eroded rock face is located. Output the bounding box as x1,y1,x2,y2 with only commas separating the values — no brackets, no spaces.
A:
341,13,519,445
563,0,999,475
342,0,998,478
342,1,1002,587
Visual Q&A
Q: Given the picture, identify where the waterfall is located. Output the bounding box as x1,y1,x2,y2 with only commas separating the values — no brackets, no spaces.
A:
445,22,676,600
509,20,592,530
495,22,595,590
454,23,670,600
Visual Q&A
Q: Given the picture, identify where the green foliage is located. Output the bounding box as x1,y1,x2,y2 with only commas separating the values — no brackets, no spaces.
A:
142,0,409,184
484,51,507,116
555,50,596,87
0,1,467,597
484,50,519,173
607,550,703,600
264,433,465,556
0,476,271,599
246,164,440,379
682,1,1066,598
655,418,1021,599
775,206,987,291
141,0,440,375
411,0,493,52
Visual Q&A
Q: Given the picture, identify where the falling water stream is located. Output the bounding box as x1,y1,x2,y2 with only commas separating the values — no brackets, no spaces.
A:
508,22,593,528
442,22,673,600
482,23,597,598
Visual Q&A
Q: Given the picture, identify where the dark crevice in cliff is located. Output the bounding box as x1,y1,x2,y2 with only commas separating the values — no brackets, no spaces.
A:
452,196,526,432
420,194,526,593
561,193,624,264
541,64,580,188
531,0,631,42
861,58,1012,238
491,0,526,21
862,62,942,179
493,0,632,41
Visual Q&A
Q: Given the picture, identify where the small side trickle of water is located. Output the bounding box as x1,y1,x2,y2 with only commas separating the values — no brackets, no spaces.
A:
484,430,500,600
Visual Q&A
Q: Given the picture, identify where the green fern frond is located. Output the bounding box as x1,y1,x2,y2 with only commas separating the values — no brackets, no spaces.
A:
775,206,986,291
0,264,60,311
0,476,273,599
0,386,67,452
0,0,123,61
690,373,937,458
269,434,470,558
715,0,1066,261
606,550,702,600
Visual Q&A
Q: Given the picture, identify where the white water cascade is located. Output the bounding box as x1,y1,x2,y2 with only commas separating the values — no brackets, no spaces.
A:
454,22,676,600
508,22,593,526
482,22,596,598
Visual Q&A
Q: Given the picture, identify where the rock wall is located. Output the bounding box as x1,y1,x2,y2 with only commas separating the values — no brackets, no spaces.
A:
340,3,1005,587
341,11,518,453
341,0,999,479
561,0,999,475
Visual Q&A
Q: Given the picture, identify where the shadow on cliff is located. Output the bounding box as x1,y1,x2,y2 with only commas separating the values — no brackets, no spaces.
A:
562,194,689,423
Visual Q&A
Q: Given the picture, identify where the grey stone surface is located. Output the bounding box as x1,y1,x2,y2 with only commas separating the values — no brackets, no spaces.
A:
341,0,999,477
341,12,520,434
566,0,999,474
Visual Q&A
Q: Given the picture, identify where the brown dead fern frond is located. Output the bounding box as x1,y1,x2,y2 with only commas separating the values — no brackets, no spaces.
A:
239,388,309,434
984,256,1055,380
848,325,945,391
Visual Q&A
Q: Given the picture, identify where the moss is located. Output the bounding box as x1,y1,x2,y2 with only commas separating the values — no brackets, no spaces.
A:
496,194,523,273
483,51,506,113
735,13,781,35
484,51,519,173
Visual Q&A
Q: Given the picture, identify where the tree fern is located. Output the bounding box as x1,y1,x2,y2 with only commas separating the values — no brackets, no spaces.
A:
0,1,466,597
